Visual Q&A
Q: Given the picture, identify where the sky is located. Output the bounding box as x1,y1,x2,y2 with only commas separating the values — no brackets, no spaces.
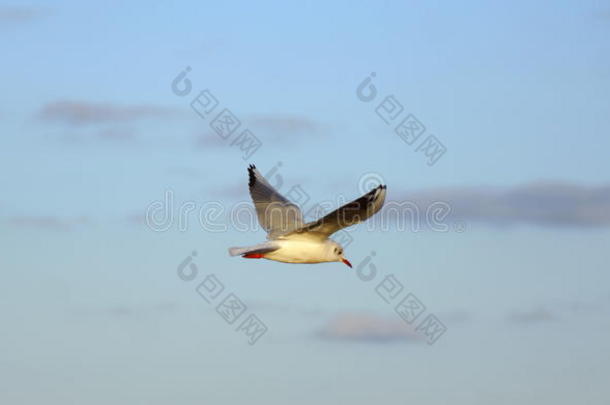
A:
1,1,610,404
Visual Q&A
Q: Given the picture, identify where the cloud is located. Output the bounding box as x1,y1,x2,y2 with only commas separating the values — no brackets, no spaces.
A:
0,6,48,24
38,101,177,126
437,310,472,325
195,132,227,148
108,306,133,317
316,313,422,343
507,308,555,325
247,300,325,317
594,9,610,20
195,115,322,149
396,181,610,228
96,127,136,141
197,180,610,230
217,183,248,199
6,216,89,231
107,301,177,318
124,213,159,229
247,115,319,134
192,116,323,153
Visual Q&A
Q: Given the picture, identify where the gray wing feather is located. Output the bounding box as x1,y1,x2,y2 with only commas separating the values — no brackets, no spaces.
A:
248,165,304,239
285,185,387,239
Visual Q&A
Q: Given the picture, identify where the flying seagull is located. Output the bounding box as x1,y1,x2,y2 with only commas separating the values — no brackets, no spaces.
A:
228,165,387,268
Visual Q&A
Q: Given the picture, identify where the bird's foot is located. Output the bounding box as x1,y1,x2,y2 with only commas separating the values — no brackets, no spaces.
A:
242,253,264,259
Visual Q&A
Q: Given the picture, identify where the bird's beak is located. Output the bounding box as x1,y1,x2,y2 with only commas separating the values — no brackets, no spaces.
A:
342,258,352,268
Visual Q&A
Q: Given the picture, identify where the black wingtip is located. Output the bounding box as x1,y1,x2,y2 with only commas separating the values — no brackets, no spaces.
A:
374,184,387,198
248,164,256,187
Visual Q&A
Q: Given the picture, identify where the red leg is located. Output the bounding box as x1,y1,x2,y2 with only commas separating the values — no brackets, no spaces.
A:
242,253,264,259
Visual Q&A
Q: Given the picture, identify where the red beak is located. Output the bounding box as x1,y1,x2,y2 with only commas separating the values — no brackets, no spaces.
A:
342,259,352,268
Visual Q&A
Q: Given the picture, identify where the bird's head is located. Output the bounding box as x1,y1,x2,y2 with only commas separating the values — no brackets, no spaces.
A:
328,241,351,268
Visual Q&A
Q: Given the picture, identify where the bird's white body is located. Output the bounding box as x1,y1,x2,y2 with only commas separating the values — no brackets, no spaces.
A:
264,238,337,264
229,236,341,264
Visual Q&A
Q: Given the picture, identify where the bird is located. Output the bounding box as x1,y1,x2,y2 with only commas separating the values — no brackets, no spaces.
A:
228,165,387,268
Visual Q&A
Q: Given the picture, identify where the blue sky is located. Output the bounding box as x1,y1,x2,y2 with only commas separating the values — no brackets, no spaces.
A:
1,1,610,404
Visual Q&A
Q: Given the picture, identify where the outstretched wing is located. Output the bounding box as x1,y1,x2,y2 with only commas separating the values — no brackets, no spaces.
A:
247,164,304,239
285,185,387,240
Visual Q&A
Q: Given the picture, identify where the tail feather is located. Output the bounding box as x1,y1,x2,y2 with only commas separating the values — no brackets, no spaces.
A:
228,246,251,256
228,242,279,257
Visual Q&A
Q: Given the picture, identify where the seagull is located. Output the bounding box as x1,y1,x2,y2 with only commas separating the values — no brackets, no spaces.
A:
228,165,387,268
